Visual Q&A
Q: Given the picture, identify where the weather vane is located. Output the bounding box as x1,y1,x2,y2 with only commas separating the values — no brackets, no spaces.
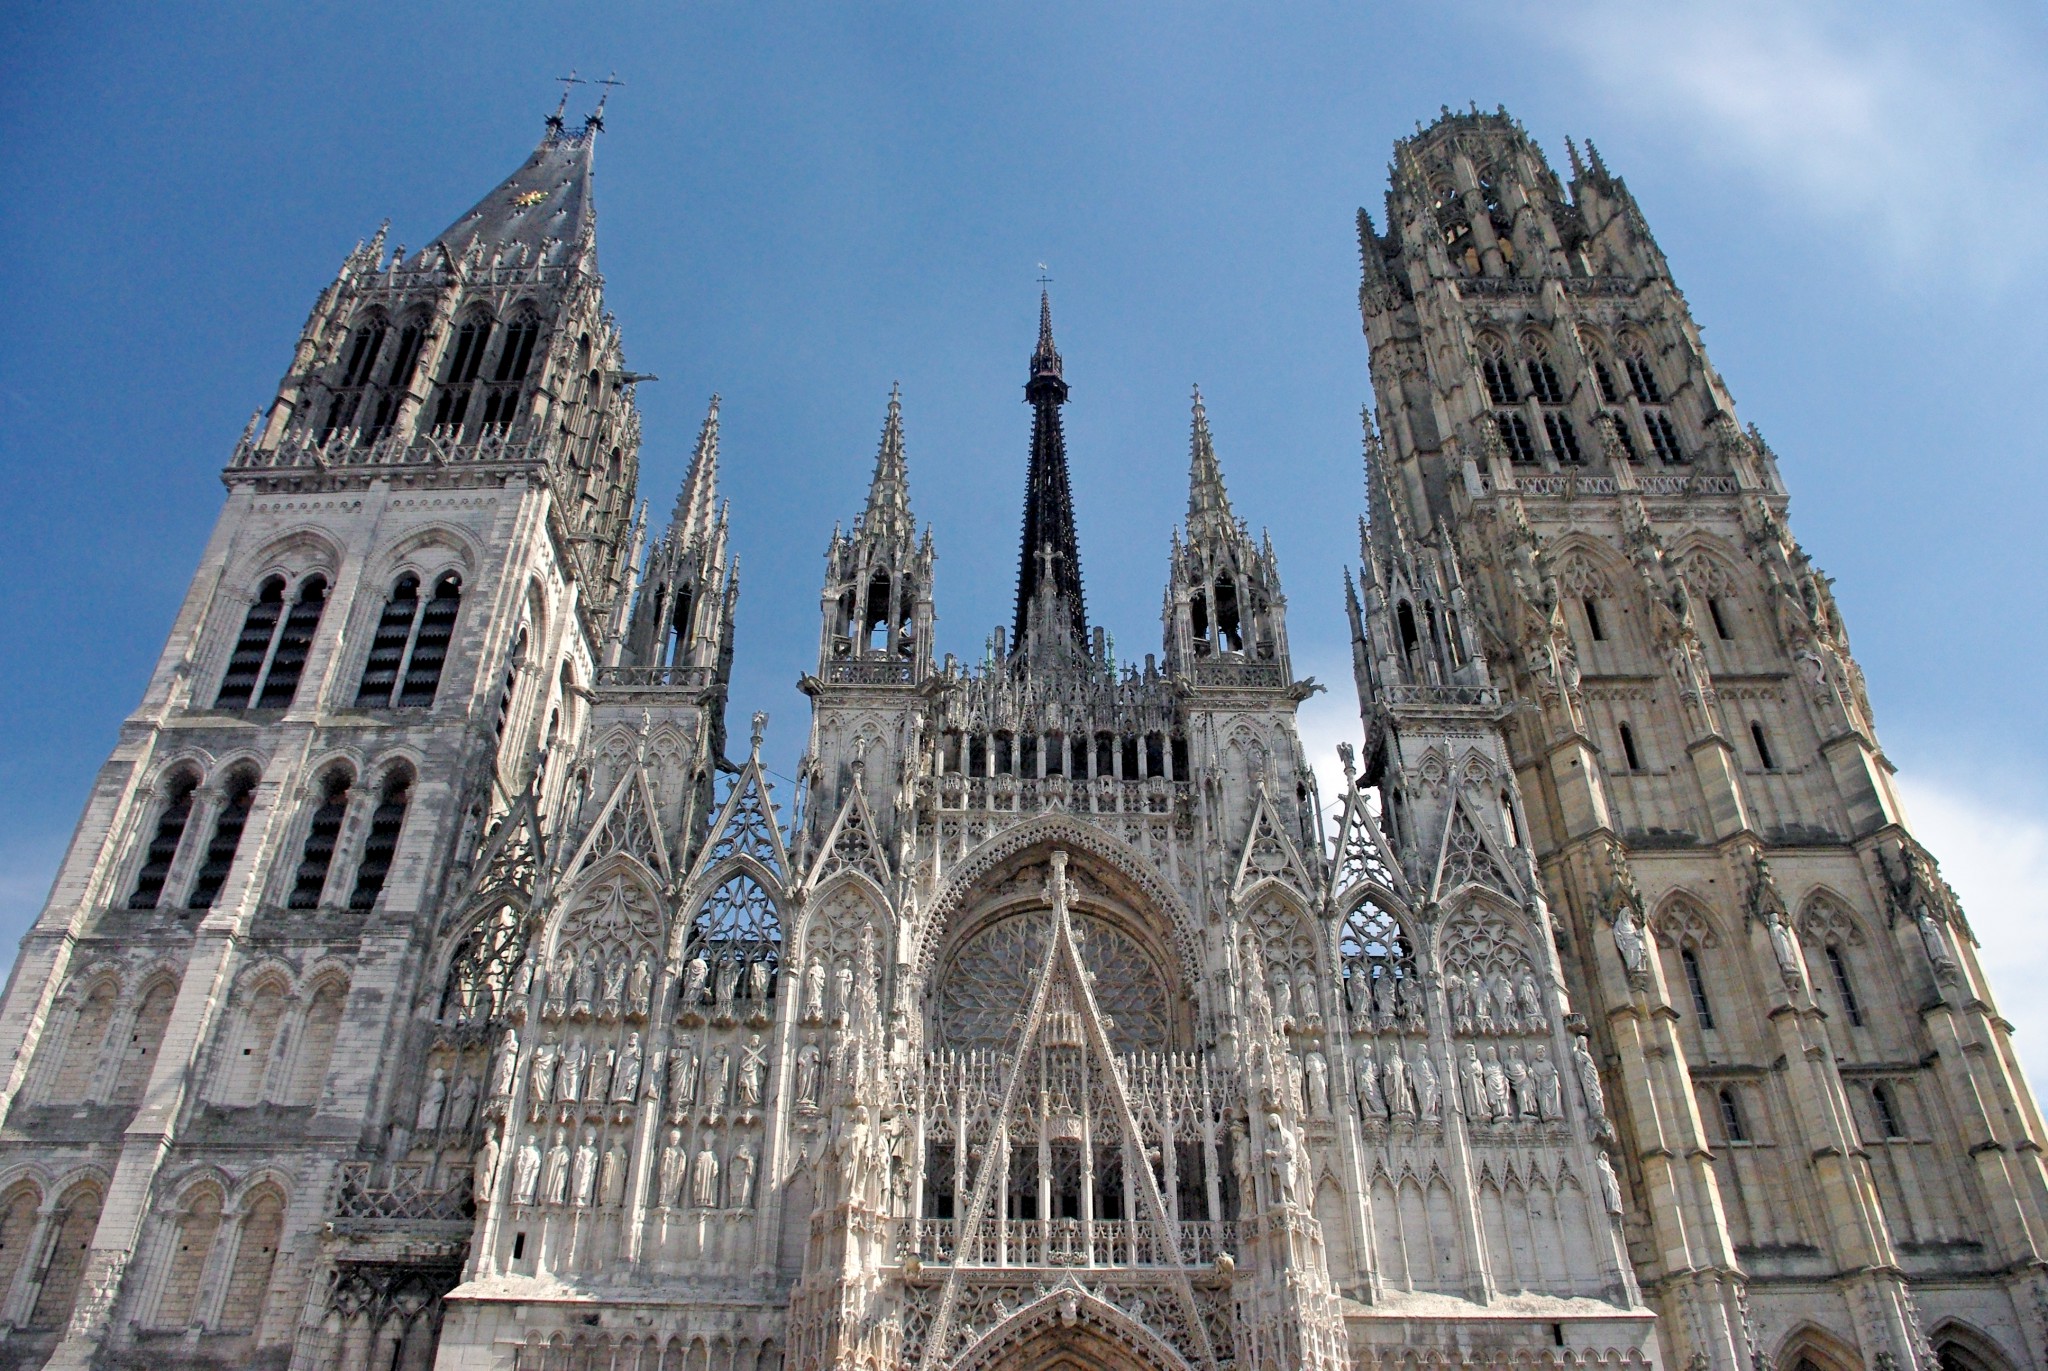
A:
1036,262,1053,290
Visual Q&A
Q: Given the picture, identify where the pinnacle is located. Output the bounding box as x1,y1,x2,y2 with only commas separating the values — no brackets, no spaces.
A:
671,394,720,550
861,383,915,545
1187,384,1236,535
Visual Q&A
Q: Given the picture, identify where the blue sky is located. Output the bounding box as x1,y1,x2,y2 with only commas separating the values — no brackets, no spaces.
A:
5,3,2048,1085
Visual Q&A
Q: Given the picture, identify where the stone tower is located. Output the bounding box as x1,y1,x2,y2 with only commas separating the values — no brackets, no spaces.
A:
1355,106,2048,1371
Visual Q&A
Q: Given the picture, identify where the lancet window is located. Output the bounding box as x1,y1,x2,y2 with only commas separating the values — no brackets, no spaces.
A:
432,311,495,431
680,875,782,1015
347,769,411,910
1648,410,1686,463
355,572,462,708
322,317,387,441
1496,411,1538,463
216,573,327,710
187,771,257,910
1339,899,1422,1036
440,904,530,1027
287,769,352,908
128,768,199,909
480,310,541,432
1478,335,1518,404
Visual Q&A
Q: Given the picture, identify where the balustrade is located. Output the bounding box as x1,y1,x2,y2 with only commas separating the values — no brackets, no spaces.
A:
898,1217,1236,1269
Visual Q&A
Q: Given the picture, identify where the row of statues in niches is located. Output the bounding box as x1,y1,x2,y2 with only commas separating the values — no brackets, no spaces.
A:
1327,1031,1615,1137
523,946,781,1029
500,1021,777,1127
495,1116,763,1213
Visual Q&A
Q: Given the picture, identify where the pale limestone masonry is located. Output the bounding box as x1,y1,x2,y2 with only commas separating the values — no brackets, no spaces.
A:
0,103,2037,1371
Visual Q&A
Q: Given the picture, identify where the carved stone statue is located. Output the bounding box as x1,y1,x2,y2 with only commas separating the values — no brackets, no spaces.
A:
1596,1153,1624,1217
714,958,741,1018
489,1028,520,1101
1506,1046,1535,1119
659,1127,687,1208
682,953,710,1009
1461,1044,1489,1120
601,955,627,1019
1916,909,1957,982
1483,1046,1511,1123
1411,1046,1441,1120
1612,904,1649,985
668,1040,697,1117
731,1142,757,1208
1296,974,1320,1026
416,1068,448,1134
513,1135,542,1205
447,1070,479,1137
473,1130,501,1200
747,958,770,1006
574,954,601,1017
1306,1050,1331,1116
613,1032,643,1104
797,1042,822,1107
586,1047,613,1108
545,954,572,1019
1356,1043,1387,1118
1515,970,1546,1031
1263,1112,1297,1204
692,1142,720,1208
1447,972,1472,1034
1765,909,1803,988
1573,1035,1612,1139
557,1041,585,1105
627,955,654,1018
834,960,855,1025
1385,1046,1414,1118
600,1136,627,1207
738,1034,766,1108
1530,1044,1563,1121
706,1045,730,1108
542,1130,570,1205
804,959,827,1023
571,1127,599,1206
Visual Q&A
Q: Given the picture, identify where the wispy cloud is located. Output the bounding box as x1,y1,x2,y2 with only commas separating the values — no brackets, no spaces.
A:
1896,772,2048,1103
1520,1,2048,284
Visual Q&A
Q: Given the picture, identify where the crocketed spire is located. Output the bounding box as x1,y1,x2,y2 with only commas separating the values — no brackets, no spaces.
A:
1014,291,1088,655
861,384,915,546
1186,385,1236,538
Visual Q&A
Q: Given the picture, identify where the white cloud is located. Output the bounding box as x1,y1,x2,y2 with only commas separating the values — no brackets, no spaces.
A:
1895,773,2048,1104
1519,1,2048,283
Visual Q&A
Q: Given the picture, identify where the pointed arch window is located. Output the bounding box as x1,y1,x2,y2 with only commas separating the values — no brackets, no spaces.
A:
1544,411,1584,463
688,874,783,998
439,904,530,1027
1824,944,1864,1026
187,772,257,910
479,312,541,432
1681,945,1715,1027
287,770,353,909
348,770,411,910
321,320,388,441
1525,347,1565,405
129,770,199,909
1648,410,1686,463
1717,1087,1748,1142
1623,343,1663,402
1495,411,1538,463
432,313,495,430
217,575,326,710
367,319,426,438
1479,338,1518,404
1338,900,1420,1031
1592,356,1623,405
355,572,461,708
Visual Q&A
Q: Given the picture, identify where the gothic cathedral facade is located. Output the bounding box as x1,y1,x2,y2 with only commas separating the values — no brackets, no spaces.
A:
0,104,2041,1371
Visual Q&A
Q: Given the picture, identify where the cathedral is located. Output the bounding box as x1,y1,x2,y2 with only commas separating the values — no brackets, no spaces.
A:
0,97,2042,1371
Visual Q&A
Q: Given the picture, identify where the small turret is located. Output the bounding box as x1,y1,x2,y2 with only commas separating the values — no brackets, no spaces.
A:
817,386,935,682
1165,387,1289,681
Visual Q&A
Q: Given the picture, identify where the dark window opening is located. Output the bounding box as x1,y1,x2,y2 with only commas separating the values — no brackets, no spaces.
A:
1481,354,1519,404
1619,722,1643,772
511,1232,526,1261
1145,733,1165,779
348,773,411,910
1707,597,1733,640
1750,722,1777,771
1120,735,1140,779
1625,352,1663,402
993,734,1014,777
1872,1083,1904,1139
357,576,420,707
493,316,540,383
1718,1087,1747,1143
1171,736,1190,782
1544,410,1584,463
128,774,198,909
1826,945,1864,1026
1397,601,1420,661
968,735,987,776
1527,357,1565,405
1682,946,1714,1028
1594,360,1622,404
1070,736,1090,780
1041,733,1062,776
1214,577,1243,651
288,773,352,909
1583,597,1605,642
1607,414,1641,462
398,573,461,707
1096,733,1115,778
1496,411,1538,463
216,578,286,709
255,577,327,709
942,731,964,775
1190,590,1209,647
1019,734,1038,777
1648,410,1686,463
188,776,256,910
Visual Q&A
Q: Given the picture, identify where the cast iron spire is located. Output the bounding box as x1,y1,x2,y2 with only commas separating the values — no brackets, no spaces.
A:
1013,290,1089,654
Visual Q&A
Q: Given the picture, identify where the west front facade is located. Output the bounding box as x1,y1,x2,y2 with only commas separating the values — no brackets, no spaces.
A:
0,101,2040,1371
